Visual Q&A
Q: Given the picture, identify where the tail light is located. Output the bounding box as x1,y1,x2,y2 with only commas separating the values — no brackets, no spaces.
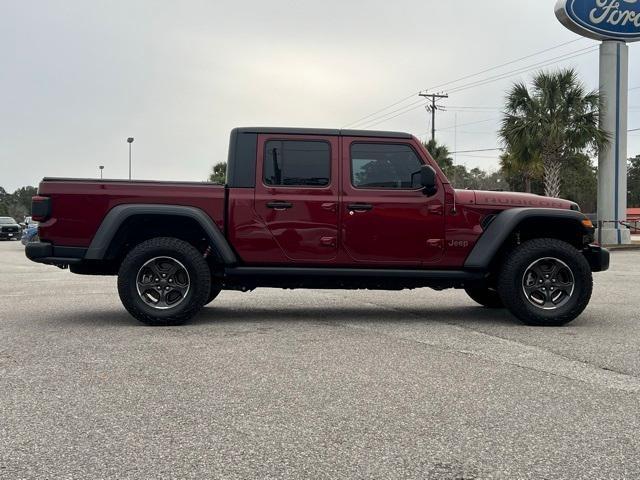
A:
31,196,51,222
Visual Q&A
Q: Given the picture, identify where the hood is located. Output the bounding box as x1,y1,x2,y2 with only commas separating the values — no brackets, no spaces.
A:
457,190,576,210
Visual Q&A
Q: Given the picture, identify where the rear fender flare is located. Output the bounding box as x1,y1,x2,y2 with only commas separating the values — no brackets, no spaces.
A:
464,208,589,270
84,204,237,265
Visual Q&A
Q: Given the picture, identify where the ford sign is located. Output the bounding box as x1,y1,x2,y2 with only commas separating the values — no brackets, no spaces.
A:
556,0,640,42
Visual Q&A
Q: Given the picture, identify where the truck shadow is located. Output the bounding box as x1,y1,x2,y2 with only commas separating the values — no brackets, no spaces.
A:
50,304,518,328
193,304,517,327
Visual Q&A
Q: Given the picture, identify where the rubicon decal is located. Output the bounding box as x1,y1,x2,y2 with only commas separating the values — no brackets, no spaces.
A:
555,0,640,42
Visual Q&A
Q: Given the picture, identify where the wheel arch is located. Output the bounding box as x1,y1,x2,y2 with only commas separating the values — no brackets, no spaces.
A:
465,208,592,271
85,204,237,265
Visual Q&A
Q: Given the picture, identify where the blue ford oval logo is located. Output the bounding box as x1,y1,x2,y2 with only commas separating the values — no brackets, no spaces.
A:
556,0,640,42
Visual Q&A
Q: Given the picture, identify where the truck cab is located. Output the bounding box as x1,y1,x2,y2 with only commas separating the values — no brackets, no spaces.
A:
226,128,448,267
26,127,609,327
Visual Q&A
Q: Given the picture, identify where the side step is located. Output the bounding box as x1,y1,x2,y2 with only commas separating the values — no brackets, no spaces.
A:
222,267,487,291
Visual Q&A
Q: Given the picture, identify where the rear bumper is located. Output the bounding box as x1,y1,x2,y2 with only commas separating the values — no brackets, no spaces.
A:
583,245,610,273
26,241,86,266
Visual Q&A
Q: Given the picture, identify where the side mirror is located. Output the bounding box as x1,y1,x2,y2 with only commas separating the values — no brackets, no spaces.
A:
420,165,438,196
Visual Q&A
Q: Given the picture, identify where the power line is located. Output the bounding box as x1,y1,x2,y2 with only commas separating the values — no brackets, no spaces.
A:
630,128,640,132
447,46,598,95
342,92,420,129
358,101,429,129
355,46,598,130
343,38,585,129
439,117,501,132
450,148,503,154
455,153,503,159
427,38,585,92
445,106,501,110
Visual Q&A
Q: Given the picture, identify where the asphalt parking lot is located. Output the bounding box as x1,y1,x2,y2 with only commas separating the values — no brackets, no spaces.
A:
1,240,639,479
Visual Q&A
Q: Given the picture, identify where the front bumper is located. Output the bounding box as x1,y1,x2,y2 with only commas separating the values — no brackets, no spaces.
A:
583,245,610,273
0,231,20,239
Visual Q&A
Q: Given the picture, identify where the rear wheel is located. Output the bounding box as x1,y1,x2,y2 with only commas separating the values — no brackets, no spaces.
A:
498,238,592,327
117,237,211,326
465,287,503,308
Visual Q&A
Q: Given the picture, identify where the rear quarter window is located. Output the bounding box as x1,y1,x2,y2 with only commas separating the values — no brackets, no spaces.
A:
264,140,331,187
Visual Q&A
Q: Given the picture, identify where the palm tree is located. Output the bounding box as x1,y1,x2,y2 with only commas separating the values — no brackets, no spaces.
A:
499,69,608,198
499,151,542,193
208,162,227,184
424,139,454,178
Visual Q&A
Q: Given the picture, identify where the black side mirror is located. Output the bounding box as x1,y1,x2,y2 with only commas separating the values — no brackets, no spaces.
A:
420,165,438,196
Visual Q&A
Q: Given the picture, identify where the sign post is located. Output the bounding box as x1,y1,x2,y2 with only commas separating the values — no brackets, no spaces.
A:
555,0,640,245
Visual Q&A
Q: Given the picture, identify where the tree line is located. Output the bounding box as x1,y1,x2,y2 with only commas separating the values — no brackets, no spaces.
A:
0,186,38,221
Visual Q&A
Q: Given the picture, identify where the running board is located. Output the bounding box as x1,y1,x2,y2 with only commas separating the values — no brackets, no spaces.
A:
225,267,483,280
222,267,487,291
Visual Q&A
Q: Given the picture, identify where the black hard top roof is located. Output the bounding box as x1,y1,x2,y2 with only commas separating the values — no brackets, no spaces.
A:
233,127,413,139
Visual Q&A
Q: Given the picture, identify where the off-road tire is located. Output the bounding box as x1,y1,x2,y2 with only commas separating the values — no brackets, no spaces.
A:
465,287,504,308
118,237,211,326
498,238,592,327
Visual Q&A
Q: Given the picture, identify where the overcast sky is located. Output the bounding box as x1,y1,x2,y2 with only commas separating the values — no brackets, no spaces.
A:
1,0,639,191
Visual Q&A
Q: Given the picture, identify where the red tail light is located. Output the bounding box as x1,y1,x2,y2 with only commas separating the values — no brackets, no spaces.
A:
31,196,51,222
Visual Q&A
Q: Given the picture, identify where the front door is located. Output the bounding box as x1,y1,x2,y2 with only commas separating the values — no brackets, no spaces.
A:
254,134,339,263
340,138,445,266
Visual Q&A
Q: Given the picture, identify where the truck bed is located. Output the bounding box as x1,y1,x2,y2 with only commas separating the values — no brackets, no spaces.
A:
37,178,226,248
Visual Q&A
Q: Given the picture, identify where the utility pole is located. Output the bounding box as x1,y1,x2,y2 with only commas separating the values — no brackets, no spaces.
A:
419,92,449,142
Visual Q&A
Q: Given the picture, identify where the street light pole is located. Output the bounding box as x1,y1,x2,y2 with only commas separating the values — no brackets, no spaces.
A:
99,166,104,180
127,137,134,180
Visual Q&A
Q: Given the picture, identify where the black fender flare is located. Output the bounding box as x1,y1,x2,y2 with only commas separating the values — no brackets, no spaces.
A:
84,204,237,265
464,208,590,270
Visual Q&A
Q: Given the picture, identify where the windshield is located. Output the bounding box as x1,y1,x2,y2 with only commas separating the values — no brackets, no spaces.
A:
0,217,17,225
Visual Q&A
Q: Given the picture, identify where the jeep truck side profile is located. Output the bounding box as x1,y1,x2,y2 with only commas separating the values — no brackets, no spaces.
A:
26,127,609,326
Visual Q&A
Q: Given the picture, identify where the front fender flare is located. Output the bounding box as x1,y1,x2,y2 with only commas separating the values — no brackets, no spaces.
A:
84,204,237,265
464,208,589,270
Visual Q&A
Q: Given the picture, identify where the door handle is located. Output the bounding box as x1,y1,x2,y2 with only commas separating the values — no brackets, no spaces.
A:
321,202,337,212
321,236,336,247
266,201,293,210
347,203,373,212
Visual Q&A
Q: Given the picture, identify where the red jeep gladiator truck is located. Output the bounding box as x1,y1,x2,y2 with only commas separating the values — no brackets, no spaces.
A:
26,127,609,327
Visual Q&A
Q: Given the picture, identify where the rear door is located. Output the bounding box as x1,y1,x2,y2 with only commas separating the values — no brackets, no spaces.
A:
340,137,445,266
254,134,339,263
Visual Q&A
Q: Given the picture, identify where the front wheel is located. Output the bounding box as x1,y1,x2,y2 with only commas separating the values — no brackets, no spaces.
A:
498,238,593,327
117,237,211,326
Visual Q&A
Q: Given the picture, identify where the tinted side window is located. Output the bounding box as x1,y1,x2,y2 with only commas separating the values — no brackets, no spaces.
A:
351,144,423,189
264,141,330,187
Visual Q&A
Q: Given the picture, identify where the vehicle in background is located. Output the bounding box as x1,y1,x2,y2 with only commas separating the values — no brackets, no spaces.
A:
26,127,609,327
21,222,39,245
0,217,21,241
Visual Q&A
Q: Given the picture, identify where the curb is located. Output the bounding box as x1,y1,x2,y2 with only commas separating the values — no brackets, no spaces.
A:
605,244,640,251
